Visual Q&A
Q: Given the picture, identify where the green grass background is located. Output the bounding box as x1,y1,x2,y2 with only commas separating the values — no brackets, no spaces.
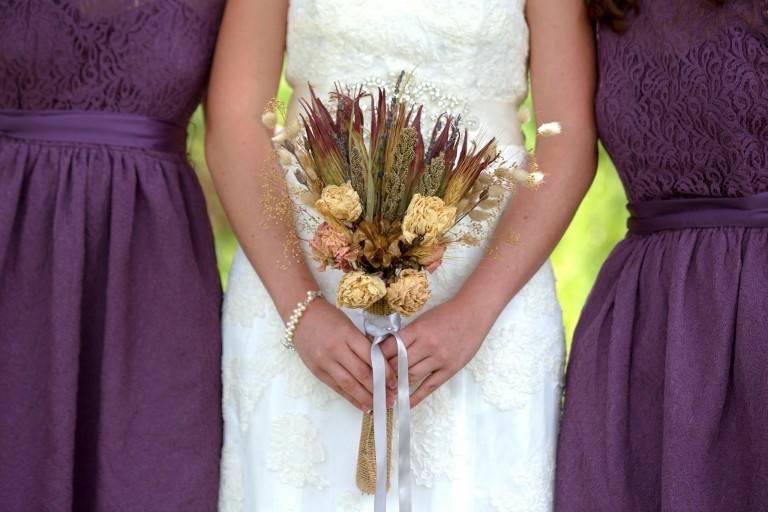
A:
188,79,628,345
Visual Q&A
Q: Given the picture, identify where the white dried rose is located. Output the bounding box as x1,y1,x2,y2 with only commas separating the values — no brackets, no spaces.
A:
386,269,431,316
316,182,363,223
336,271,387,309
402,194,456,244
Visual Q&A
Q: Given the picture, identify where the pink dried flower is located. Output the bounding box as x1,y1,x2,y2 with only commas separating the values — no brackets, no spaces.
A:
310,222,357,271
423,244,447,273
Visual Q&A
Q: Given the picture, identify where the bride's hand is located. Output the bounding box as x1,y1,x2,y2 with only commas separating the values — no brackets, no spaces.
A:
293,299,396,412
386,298,494,408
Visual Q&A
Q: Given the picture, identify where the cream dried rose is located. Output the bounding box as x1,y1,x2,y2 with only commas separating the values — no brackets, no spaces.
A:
402,194,456,244
316,182,363,223
386,269,431,316
336,271,387,309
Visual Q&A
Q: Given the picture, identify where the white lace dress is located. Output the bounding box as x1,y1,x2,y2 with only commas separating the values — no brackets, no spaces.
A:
219,1,565,511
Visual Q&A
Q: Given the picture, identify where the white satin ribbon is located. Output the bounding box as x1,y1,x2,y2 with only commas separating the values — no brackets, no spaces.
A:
364,313,411,512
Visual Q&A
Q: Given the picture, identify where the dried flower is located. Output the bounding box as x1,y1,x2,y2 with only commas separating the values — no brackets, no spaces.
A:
407,243,446,273
386,269,431,316
402,194,457,244
382,126,418,220
316,182,363,223
415,153,445,197
337,271,387,309
284,121,301,139
271,122,302,143
505,166,531,183
441,138,500,206
526,171,545,188
537,122,562,137
261,111,278,130
310,222,357,271
352,219,402,269
277,147,293,166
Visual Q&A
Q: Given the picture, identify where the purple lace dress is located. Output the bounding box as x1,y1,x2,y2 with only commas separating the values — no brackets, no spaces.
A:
0,1,224,510
556,2,768,511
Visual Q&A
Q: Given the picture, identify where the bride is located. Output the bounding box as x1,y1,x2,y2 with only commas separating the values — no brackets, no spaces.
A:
207,0,595,510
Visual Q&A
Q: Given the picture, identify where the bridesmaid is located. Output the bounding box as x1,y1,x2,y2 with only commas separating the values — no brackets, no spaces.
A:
557,1,768,511
0,1,224,510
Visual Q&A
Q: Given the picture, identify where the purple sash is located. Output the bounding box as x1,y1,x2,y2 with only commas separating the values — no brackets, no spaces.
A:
0,109,187,154
628,193,768,234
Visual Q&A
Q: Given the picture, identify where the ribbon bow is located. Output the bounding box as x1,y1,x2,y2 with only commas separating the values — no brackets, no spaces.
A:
364,313,411,512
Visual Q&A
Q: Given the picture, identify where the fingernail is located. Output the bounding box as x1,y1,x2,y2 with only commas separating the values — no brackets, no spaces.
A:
388,381,397,390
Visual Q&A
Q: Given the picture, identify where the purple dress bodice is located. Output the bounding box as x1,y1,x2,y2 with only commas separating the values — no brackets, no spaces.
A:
0,0,223,124
596,1,768,202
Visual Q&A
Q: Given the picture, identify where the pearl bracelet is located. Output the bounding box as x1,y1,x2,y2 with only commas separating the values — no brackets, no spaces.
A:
281,290,323,350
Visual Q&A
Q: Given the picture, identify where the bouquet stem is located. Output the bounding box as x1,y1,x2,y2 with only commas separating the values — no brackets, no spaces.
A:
356,408,394,494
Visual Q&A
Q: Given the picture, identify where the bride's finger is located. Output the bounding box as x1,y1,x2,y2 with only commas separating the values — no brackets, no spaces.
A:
328,362,373,411
336,346,374,394
410,370,449,408
408,358,439,385
378,336,398,360
347,334,397,390
315,369,366,412
398,337,432,368
380,330,416,361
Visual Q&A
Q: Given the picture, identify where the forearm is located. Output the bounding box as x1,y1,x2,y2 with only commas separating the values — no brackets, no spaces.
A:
205,0,315,321
207,126,319,320
456,132,596,324
457,0,597,325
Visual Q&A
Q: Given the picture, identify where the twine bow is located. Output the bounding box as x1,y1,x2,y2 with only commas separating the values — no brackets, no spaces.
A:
364,313,411,512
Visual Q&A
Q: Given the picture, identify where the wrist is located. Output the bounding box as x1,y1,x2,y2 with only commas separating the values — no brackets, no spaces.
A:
274,279,323,322
453,284,505,330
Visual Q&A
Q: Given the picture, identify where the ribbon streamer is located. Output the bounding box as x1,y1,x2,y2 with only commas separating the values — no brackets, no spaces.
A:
365,313,411,512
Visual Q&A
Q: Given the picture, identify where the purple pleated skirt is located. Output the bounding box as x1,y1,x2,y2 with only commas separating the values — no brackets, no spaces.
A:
556,194,768,511
0,110,222,511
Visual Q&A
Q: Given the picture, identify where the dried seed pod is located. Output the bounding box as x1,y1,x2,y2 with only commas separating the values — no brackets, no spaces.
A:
537,122,562,137
488,184,505,199
510,167,531,183
277,148,293,166
293,169,308,187
479,198,501,209
468,209,493,221
261,111,278,130
457,197,471,210
526,172,545,188
300,190,320,208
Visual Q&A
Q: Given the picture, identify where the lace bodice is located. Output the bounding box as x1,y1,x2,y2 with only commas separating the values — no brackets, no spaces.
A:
0,0,224,125
286,0,529,118
596,1,768,202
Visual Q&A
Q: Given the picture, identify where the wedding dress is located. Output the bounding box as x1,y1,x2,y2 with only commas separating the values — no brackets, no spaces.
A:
219,1,565,510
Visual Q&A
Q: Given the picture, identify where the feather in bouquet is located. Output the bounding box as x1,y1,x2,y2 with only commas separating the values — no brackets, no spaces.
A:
263,73,552,498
